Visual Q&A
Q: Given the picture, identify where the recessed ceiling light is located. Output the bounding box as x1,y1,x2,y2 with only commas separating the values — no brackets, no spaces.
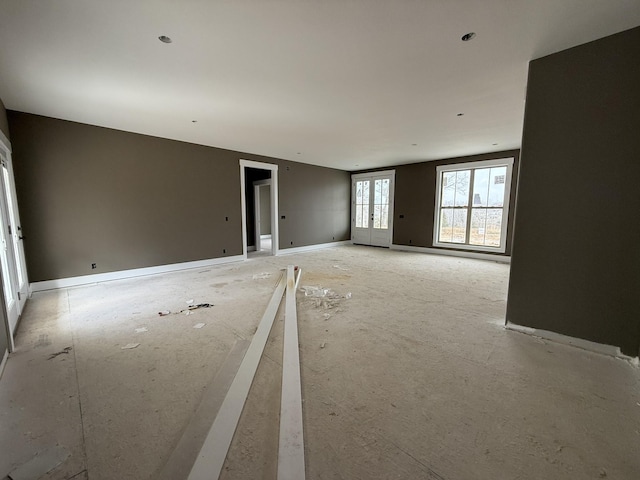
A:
457,113,464,117
492,143,498,146
411,143,417,146
461,32,476,42
296,152,301,155
191,120,197,123
158,35,172,44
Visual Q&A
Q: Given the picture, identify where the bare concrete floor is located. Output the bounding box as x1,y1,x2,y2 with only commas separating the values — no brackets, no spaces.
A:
0,245,638,479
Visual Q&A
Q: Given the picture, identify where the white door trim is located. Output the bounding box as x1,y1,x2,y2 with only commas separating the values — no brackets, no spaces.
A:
0,134,24,353
240,160,279,258
1,151,29,310
351,170,395,247
351,170,397,179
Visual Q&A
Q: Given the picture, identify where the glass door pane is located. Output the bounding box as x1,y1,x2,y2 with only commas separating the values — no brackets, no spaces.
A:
0,205,14,304
3,165,24,286
373,178,390,230
355,180,370,228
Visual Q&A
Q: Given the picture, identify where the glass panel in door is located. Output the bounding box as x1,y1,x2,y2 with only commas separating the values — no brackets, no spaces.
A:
352,179,372,244
0,211,14,306
372,178,390,230
3,165,25,288
0,185,19,337
0,148,28,343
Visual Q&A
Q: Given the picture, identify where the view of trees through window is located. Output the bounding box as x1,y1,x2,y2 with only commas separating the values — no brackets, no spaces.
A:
355,178,390,230
354,180,370,228
438,166,507,248
373,178,390,229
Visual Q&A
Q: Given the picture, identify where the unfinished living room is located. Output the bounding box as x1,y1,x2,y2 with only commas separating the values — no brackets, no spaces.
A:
0,2,639,480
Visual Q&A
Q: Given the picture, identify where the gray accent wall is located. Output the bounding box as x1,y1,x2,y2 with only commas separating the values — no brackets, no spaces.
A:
0,98,9,141
279,161,351,248
8,112,351,282
358,150,520,255
506,27,640,357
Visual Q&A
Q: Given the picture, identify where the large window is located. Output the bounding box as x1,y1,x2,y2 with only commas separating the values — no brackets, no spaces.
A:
433,158,514,253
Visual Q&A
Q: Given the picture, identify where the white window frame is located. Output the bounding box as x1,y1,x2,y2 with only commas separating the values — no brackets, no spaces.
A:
433,157,514,254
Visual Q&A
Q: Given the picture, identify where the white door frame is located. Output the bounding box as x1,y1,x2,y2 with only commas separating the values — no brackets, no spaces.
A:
253,179,272,252
0,129,28,352
351,170,396,247
240,160,279,258
1,150,28,312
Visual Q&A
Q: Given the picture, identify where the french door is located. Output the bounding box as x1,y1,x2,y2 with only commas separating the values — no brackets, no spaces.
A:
351,171,395,247
0,140,28,345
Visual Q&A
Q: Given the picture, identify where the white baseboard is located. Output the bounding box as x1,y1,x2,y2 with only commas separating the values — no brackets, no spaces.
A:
30,255,244,292
0,348,8,380
390,244,510,264
277,240,351,256
505,322,638,362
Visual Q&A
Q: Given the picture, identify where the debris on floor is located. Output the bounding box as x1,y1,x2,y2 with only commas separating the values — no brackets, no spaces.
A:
179,303,214,314
158,310,171,316
121,343,140,350
193,323,206,329
134,327,148,333
320,342,326,349
300,286,348,309
300,286,329,297
333,265,349,271
47,347,72,360
252,272,272,279
186,299,194,304
323,313,331,320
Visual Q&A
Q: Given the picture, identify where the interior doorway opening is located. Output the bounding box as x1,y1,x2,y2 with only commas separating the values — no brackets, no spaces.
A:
239,160,279,258
253,179,272,256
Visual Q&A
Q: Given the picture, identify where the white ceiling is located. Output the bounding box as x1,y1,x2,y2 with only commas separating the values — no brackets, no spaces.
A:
1,1,639,171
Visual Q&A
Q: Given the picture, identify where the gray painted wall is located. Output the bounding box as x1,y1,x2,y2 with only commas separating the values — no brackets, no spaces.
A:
357,150,520,256
8,112,351,282
0,99,9,359
506,26,640,357
278,161,350,248
0,98,9,141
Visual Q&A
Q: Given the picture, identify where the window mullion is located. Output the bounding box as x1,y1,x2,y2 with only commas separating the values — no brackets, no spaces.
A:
465,169,475,245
